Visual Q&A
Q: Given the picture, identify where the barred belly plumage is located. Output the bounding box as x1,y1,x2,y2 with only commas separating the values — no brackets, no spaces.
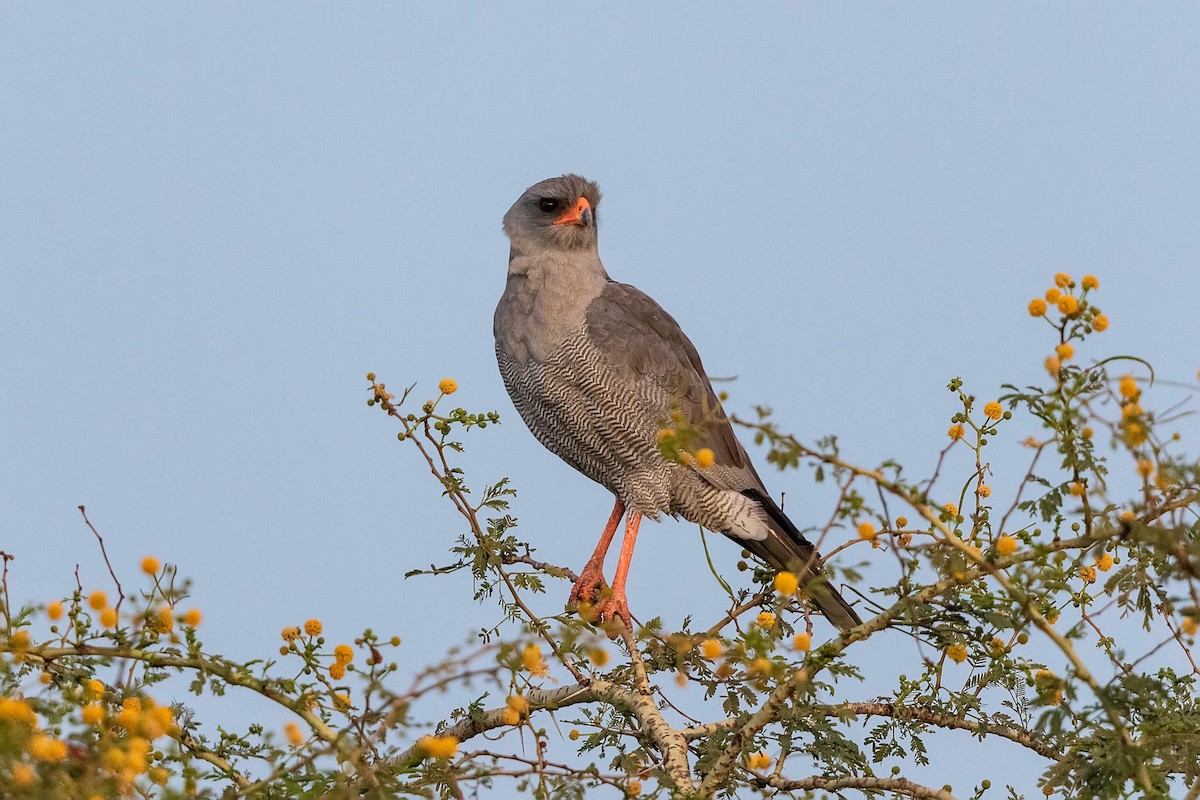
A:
498,324,769,539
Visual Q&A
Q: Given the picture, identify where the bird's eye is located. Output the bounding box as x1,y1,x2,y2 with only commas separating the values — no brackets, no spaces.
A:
537,198,560,213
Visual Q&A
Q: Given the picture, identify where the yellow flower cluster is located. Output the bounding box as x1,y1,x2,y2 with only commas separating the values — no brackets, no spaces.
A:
1096,552,1113,572
521,643,549,677
417,734,459,759
943,502,959,517
947,424,965,440
141,556,160,575
773,571,799,595
699,639,723,660
281,626,301,642
284,721,305,746
996,535,1018,556
589,647,609,667
0,697,38,726
857,521,877,541
501,694,530,726
746,752,772,770
1079,565,1097,584
792,632,811,652
755,611,776,629
438,378,458,395
304,619,323,636
695,447,715,469
946,643,968,664
983,401,1003,420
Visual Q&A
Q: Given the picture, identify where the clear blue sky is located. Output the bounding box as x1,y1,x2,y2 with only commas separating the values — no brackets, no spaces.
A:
2,6,1198,796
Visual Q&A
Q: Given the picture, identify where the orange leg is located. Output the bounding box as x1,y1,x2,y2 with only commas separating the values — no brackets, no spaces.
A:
594,510,641,627
568,498,624,608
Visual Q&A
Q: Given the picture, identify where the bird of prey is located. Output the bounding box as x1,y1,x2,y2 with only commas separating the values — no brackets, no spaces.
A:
494,174,860,632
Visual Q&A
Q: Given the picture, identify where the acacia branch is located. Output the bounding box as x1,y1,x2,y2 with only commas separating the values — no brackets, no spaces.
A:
761,773,957,800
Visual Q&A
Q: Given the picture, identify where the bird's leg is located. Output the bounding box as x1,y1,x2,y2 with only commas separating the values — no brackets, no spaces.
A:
568,498,624,610
593,510,641,628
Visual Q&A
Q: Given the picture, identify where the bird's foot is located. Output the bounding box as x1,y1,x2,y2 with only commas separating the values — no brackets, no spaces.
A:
568,563,609,609
591,592,632,635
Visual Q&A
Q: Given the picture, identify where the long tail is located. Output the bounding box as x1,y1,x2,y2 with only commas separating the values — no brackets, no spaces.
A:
736,489,862,632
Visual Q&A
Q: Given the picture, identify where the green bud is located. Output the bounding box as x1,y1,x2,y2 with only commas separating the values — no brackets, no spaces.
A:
397,432,406,441
366,372,376,381
367,399,375,406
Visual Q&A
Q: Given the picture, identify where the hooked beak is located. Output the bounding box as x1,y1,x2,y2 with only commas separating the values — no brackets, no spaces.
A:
553,196,593,228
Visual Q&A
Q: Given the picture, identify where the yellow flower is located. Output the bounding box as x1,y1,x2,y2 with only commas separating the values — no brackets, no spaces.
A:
141,556,160,575
792,632,811,652
1183,616,1199,636
281,626,301,642
1123,421,1147,447
334,644,354,664
626,779,643,796
983,401,1003,420
895,516,908,528
773,571,799,595
856,521,877,541
438,378,458,395
756,611,776,629
1082,426,1094,439
1119,509,1137,524
157,605,174,632
82,703,104,725
100,607,118,628
506,694,530,717
333,693,352,710
182,608,202,627
1122,403,1143,419
1119,374,1138,398
1045,287,1061,303
29,735,68,763
88,590,108,610
1028,298,1047,316
304,619,322,636
521,643,549,677
1136,458,1153,478
1054,272,1072,288
39,671,53,685
0,697,38,725
1079,566,1097,584
284,722,304,746
1092,314,1109,332
978,484,992,498
1055,342,1074,360
588,647,609,667
1057,295,1079,316
695,447,715,469
329,663,346,680
749,657,773,676
501,707,521,726
946,643,968,664
10,763,35,787
86,679,105,699
1096,552,1113,572
569,729,580,741
947,424,965,440
149,767,170,786
1068,482,1085,497
747,752,772,770
417,734,459,759
656,427,675,443
990,637,1007,655
47,601,63,621
1044,355,1061,376
700,639,723,660
1082,274,1099,290
943,502,959,517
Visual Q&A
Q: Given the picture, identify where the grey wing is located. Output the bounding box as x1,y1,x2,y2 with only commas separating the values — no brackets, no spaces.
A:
583,281,767,494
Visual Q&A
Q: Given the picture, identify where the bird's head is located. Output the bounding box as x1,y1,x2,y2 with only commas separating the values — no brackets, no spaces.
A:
503,174,601,254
